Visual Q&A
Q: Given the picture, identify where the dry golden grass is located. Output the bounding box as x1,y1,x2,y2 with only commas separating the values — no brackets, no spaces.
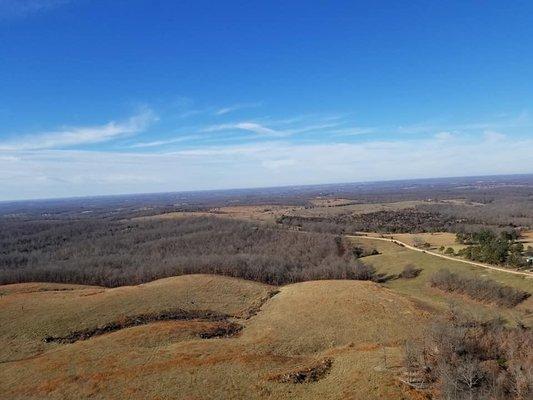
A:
387,232,467,252
0,276,426,400
0,282,101,296
133,205,295,223
134,199,431,223
241,280,425,356
0,274,274,363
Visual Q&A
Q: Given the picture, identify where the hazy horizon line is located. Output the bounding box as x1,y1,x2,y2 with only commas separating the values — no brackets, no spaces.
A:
2,172,531,205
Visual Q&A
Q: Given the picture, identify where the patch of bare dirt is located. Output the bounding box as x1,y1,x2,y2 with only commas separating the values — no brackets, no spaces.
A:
269,358,333,383
240,289,280,319
198,322,243,339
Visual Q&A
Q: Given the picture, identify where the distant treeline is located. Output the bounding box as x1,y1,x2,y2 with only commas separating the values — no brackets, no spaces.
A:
0,216,375,287
277,199,533,235
277,209,476,234
418,197,533,230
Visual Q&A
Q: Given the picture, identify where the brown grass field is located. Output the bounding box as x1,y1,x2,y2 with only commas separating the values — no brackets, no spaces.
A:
384,232,465,251
135,199,440,223
384,230,533,253
1,276,426,400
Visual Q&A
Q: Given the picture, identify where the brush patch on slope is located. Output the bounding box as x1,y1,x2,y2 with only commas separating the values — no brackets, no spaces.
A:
43,309,237,344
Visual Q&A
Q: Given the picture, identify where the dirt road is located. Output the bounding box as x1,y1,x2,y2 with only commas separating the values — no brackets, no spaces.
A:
348,234,533,278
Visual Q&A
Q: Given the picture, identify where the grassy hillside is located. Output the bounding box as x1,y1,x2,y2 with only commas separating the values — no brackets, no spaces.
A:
0,276,427,400
352,237,533,326
0,274,275,363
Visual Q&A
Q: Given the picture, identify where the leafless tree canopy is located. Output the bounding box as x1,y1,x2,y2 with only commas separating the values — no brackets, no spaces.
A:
0,216,374,287
404,309,532,400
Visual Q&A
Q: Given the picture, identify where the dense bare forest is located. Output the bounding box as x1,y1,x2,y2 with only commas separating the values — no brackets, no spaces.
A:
1,175,532,286
277,209,471,234
0,216,374,287
417,198,533,229
277,200,533,235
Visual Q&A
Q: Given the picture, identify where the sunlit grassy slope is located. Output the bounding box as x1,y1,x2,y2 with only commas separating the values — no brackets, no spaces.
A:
353,237,533,326
0,276,426,400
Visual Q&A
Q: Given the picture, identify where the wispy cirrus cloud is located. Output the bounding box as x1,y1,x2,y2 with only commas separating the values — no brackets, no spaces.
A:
2,105,532,201
325,126,375,137
203,120,343,138
214,102,261,116
203,122,286,137
0,108,157,151
129,134,200,148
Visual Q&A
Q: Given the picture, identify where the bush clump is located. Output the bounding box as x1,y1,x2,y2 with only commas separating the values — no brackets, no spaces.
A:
399,264,422,279
429,269,530,307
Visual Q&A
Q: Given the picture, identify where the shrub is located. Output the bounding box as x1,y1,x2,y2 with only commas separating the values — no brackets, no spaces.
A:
429,269,530,307
399,264,422,279
403,309,533,400
444,247,455,255
351,263,376,280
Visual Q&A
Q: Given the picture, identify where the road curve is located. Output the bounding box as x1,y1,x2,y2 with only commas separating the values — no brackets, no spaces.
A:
347,234,533,278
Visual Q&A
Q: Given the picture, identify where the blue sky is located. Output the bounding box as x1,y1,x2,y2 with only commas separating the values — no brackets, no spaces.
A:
1,0,532,200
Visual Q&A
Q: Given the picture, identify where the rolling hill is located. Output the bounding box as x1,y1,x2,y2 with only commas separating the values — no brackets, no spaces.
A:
0,275,427,400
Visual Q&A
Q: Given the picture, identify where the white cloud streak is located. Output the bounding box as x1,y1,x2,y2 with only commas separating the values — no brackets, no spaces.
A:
214,103,261,116
204,122,287,137
0,109,157,151
397,113,533,135
129,135,200,148
203,120,343,137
